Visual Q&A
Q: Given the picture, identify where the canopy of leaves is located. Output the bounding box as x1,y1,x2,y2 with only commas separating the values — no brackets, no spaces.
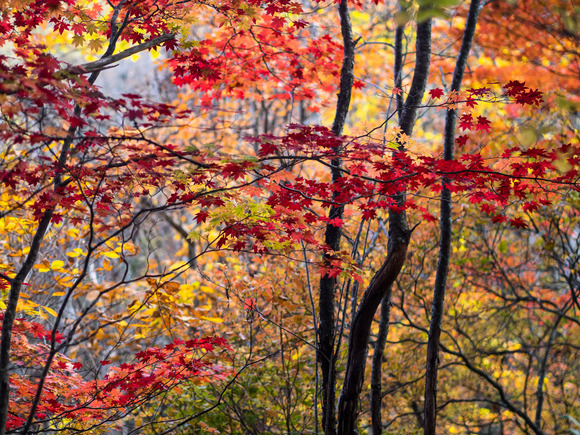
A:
0,0,578,433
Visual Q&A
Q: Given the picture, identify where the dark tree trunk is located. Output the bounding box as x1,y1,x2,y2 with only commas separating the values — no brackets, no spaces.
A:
318,0,355,433
369,18,405,434
337,219,410,435
337,15,432,435
370,288,392,435
0,214,55,435
423,2,483,434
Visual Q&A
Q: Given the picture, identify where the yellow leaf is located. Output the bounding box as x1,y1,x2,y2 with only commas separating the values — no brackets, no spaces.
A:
169,261,187,271
87,38,104,52
52,292,66,296
43,306,58,317
51,260,64,270
199,316,224,323
150,48,161,60
35,262,50,272
66,248,85,258
66,228,79,238
72,34,85,47
102,251,119,259
553,152,572,173
200,285,214,294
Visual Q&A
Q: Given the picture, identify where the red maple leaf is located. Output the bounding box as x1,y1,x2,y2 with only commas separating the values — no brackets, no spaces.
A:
503,80,526,96
465,98,478,109
327,217,343,227
455,135,469,147
429,88,444,99
293,19,308,29
475,116,491,133
422,213,437,223
509,217,528,229
491,215,508,224
458,114,473,131
195,210,209,224
467,87,490,97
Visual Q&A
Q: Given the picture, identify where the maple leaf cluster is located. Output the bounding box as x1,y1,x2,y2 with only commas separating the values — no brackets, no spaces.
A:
3,312,230,431
503,80,544,106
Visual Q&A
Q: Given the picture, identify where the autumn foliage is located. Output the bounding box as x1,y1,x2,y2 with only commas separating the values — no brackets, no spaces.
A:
0,0,578,433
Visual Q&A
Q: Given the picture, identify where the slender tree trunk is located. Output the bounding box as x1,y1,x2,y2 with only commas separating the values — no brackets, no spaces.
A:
0,215,55,434
369,20,405,434
370,292,392,435
318,0,355,433
423,2,483,434
535,314,563,430
331,0,355,137
337,15,432,435
0,105,87,435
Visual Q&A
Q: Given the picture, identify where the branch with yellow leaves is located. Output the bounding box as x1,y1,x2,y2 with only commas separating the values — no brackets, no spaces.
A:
67,33,177,75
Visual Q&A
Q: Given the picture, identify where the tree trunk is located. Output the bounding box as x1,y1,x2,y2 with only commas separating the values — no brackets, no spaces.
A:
369,19,404,434
337,15,432,435
370,289,392,435
423,2,483,434
318,0,355,433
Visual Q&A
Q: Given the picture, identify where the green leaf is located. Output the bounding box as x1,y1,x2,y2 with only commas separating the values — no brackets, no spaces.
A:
417,0,459,6
395,9,411,26
417,7,449,23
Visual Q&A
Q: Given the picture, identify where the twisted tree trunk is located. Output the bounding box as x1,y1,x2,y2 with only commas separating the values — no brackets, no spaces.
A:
337,14,433,435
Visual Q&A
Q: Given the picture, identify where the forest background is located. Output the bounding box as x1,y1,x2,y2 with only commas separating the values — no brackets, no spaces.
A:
0,0,579,434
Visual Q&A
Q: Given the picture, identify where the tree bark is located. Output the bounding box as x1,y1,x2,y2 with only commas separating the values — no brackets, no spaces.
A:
369,18,405,434
318,0,355,433
423,2,483,434
370,291,392,435
337,15,432,435
0,215,55,435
